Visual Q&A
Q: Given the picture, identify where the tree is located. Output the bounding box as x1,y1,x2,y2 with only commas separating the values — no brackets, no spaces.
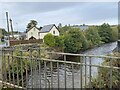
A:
59,26,72,35
64,28,89,53
0,28,7,42
55,35,64,51
26,20,38,30
85,27,102,47
0,28,7,36
98,23,113,43
111,26,118,41
44,33,55,47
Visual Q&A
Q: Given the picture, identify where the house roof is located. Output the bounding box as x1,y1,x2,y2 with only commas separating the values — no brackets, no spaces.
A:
40,24,57,33
27,24,59,33
26,26,40,32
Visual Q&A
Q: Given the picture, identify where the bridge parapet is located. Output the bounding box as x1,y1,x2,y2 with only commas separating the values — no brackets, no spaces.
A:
0,46,120,89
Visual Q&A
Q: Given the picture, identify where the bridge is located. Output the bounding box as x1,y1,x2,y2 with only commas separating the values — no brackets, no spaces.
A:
0,45,120,89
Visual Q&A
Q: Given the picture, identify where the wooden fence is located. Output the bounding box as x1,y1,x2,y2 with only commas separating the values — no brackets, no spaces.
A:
10,39,43,46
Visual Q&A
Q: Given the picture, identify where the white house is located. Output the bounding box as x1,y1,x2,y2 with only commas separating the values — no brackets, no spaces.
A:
39,24,59,39
26,24,60,40
27,26,40,40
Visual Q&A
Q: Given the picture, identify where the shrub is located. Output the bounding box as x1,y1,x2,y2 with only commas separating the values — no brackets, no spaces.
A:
44,33,55,47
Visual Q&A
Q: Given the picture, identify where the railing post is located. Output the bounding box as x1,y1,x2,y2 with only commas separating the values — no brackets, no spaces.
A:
89,57,92,88
84,56,87,88
64,55,66,89
80,56,83,89
110,58,112,88
38,48,41,88
20,48,24,88
0,47,3,88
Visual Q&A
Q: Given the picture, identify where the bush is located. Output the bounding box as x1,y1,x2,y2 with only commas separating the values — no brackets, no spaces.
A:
98,23,113,43
44,33,55,47
90,53,120,88
54,35,64,51
85,27,102,47
64,28,89,53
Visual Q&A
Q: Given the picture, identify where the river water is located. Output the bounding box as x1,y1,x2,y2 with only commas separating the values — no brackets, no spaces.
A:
27,42,117,88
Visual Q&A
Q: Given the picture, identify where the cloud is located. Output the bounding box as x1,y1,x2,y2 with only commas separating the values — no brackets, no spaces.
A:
0,2,118,32
1,2,82,17
0,0,120,2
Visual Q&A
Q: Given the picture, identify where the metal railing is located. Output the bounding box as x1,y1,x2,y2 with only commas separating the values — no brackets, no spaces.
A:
0,46,120,89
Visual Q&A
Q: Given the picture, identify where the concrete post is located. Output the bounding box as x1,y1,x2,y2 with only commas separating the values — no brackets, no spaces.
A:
0,47,3,89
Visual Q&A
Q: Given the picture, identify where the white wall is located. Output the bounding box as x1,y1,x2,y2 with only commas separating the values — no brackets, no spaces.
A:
27,27,40,40
39,32,48,39
49,26,59,36
39,26,59,39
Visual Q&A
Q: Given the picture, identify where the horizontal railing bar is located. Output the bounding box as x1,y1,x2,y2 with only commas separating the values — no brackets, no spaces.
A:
1,48,15,51
19,50,28,52
47,52,120,59
42,58,120,70
1,54,119,70
0,52,120,59
2,47,42,51
3,49,119,59
28,48,40,50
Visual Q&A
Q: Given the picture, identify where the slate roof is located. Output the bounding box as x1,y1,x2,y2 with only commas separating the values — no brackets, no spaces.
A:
40,24,55,32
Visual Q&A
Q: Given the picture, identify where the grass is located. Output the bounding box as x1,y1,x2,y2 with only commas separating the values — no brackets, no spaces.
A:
0,41,5,44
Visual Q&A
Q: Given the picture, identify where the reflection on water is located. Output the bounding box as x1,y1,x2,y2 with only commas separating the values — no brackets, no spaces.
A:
28,42,117,88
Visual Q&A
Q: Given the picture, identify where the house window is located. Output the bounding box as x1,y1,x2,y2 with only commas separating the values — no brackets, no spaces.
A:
31,32,33,35
34,28,35,31
53,31,55,34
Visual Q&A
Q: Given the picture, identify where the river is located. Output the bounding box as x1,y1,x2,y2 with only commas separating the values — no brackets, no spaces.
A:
27,42,117,88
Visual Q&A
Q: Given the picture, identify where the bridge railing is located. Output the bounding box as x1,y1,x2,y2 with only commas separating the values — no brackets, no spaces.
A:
0,47,120,89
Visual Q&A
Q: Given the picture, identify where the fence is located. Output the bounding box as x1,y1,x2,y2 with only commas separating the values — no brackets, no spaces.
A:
0,46,120,89
9,39,43,46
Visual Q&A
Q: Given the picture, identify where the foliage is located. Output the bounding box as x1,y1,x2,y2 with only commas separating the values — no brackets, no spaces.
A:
90,52,120,88
59,25,73,35
0,28,8,35
43,23,118,53
85,27,102,48
1,36,4,42
64,28,89,53
98,23,113,43
44,33,55,47
27,20,38,30
0,28,7,38
111,26,118,41
54,35,64,51
7,46,43,77
8,47,30,76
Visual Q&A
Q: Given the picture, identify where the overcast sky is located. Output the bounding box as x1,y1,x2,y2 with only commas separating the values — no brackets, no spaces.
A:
0,2,118,32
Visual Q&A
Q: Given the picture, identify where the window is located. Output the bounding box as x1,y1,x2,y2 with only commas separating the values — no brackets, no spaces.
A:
53,31,55,34
31,32,33,35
